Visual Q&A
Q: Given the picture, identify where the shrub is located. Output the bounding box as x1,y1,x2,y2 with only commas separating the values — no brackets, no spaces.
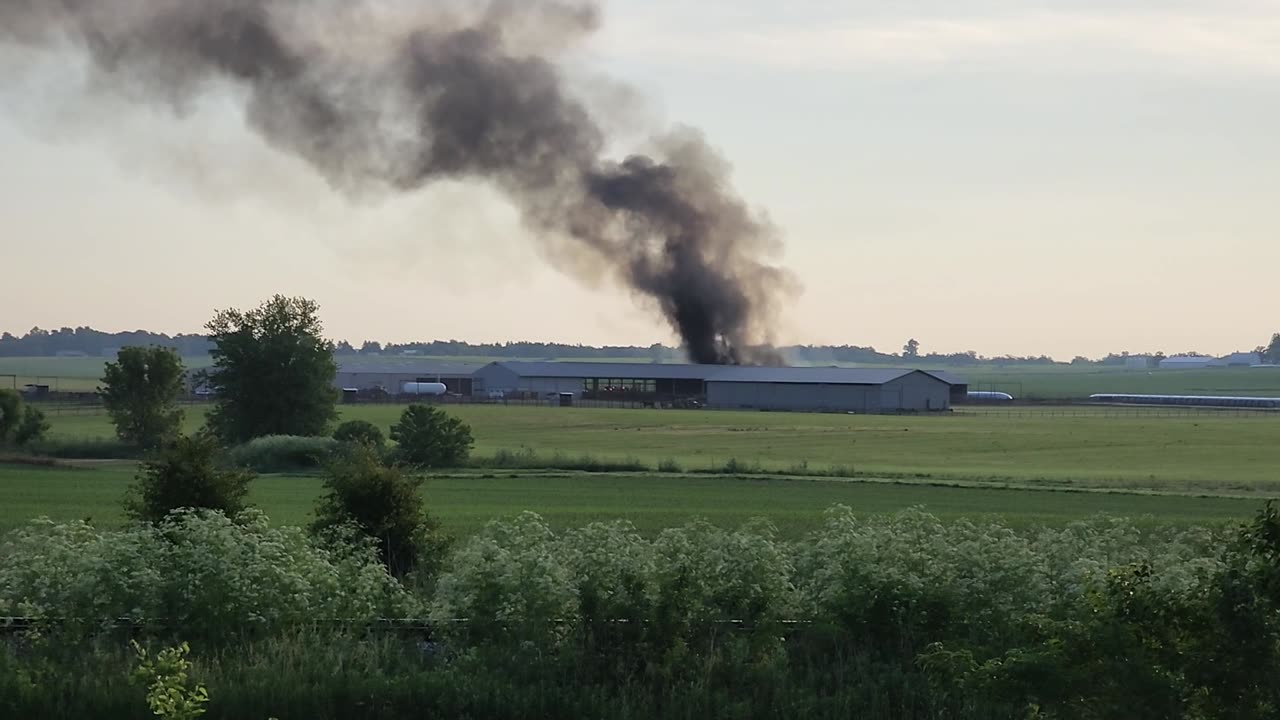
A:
390,405,473,468
311,447,450,578
225,434,339,473
657,457,684,473
0,509,415,637
130,641,208,720
125,435,255,523
430,512,577,644
14,406,49,447
0,391,48,448
0,389,20,441
332,420,385,450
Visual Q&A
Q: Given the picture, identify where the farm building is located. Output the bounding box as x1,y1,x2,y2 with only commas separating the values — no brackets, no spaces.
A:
471,361,962,412
705,367,954,412
471,361,709,403
1159,356,1214,370
334,359,484,395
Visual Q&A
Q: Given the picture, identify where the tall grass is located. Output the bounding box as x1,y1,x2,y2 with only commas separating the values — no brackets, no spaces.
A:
225,435,340,473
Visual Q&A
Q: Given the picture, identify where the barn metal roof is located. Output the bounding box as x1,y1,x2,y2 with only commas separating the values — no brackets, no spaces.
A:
337,359,485,376
484,361,963,386
484,361,710,380
706,367,921,385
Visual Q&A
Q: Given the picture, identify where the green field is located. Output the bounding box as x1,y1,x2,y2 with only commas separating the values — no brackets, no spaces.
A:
0,462,1265,536
943,365,1280,400
2,401,1277,533
0,355,213,392
35,404,1280,494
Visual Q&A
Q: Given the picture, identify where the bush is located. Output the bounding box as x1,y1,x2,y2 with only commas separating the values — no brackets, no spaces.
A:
225,434,339,473
0,389,20,441
390,405,473,468
125,435,256,523
332,420,385,450
0,391,48,448
14,406,49,447
311,447,450,578
0,509,415,637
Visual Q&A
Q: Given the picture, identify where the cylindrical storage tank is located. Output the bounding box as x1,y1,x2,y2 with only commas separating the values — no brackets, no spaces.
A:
401,382,447,396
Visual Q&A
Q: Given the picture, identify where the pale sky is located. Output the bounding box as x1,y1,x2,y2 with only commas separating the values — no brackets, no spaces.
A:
2,0,1279,359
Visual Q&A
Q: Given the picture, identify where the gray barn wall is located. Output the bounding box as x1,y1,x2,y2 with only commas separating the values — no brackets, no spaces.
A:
471,366,585,396
707,372,951,413
707,382,880,412
336,371,474,392
879,372,951,411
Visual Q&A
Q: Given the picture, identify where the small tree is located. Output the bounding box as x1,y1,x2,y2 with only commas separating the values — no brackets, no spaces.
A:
0,389,22,443
903,338,920,359
390,405,474,468
0,390,48,447
204,295,338,443
100,346,187,449
333,420,385,450
311,446,449,577
125,434,255,523
14,406,49,447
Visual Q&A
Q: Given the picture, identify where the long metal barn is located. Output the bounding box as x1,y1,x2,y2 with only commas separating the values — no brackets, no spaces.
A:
470,361,963,413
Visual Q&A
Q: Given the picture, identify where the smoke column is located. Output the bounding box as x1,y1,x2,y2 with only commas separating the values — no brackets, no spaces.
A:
0,0,792,364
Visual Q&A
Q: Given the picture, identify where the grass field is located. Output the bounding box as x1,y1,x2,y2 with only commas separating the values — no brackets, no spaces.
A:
0,462,1265,536
0,356,214,392
943,365,1280,400
34,403,1280,494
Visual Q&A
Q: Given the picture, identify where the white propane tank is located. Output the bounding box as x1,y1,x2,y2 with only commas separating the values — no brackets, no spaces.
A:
401,382,447,396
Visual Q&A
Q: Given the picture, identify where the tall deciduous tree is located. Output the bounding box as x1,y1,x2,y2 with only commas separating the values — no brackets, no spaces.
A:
205,295,338,443
99,346,187,449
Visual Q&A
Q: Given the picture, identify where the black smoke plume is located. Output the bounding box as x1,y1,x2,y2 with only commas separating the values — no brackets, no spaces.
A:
0,0,792,364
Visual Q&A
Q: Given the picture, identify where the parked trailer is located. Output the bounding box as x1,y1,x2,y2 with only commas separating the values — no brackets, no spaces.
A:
1088,393,1280,409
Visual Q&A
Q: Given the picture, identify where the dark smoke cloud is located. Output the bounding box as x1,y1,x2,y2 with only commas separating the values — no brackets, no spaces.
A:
0,0,793,364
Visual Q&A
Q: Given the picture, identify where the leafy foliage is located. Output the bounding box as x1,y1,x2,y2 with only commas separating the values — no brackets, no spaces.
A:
0,388,20,441
130,641,209,720
204,295,338,443
0,389,47,447
14,406,49,447
125,435,255,523
0,509,415,637
332,420,385,450
311,447,450,577
225,435,339,473
99,346,186,449
390,404,473,468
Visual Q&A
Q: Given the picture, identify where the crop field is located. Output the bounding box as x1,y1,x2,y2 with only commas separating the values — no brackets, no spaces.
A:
945,365,1280,400
0,462,1265,536
0,355,213,392
34,403,1280,494
2,402,1275,533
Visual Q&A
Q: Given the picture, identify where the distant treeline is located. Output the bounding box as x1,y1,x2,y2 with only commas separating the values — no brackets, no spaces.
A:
0,327,213,358
0,326,1207,367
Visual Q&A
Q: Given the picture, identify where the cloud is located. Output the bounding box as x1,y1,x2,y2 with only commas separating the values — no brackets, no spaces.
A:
593,5,1280,74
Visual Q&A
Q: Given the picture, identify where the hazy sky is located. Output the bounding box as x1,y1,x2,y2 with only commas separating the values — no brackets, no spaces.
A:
2,0,1278,359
